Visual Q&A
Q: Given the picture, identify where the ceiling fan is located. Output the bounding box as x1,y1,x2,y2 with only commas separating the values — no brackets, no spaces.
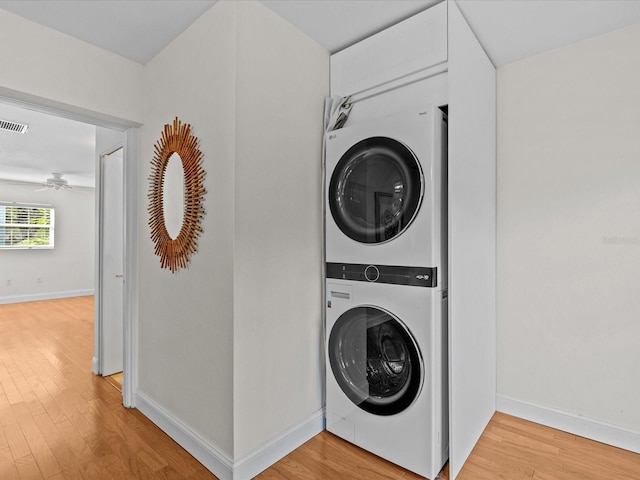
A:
37,172,72,191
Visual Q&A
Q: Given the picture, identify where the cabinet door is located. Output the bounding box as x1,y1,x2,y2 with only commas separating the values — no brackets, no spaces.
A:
447,1,497,478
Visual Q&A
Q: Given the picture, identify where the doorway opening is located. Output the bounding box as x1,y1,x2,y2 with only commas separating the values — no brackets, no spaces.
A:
0,96,138,407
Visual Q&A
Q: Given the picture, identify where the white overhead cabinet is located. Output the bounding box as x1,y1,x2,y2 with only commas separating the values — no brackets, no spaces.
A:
328,2,496,478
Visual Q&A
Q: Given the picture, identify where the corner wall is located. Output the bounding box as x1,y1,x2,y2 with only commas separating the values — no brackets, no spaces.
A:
497,22,640,439
233,0,328,461
138,0,237,460
137,1,329,475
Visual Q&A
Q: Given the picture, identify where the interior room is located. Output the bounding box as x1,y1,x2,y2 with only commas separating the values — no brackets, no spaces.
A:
0,1,638,479
0,107,96,303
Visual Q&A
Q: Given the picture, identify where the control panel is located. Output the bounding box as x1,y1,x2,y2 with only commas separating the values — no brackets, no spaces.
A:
326,262,437,288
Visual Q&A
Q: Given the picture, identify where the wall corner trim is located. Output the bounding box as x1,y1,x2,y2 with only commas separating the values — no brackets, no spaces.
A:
496,394,640,454
233,408,325,480
136,392,325,480
135,391,234,480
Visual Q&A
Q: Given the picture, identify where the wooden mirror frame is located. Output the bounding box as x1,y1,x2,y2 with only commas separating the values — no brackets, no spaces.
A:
149,117,206,273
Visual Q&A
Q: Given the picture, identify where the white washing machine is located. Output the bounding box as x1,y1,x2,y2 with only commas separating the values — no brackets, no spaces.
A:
325,267,448,479
325,105,447,275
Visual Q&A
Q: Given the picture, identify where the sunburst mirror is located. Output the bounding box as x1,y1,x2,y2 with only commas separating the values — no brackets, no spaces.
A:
148,117,206,273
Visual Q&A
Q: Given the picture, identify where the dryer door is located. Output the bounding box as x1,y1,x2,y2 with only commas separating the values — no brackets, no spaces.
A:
328,306,423,416
329,137,423,244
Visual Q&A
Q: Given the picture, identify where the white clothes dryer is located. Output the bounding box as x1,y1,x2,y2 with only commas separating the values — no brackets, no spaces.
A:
325,106,447,276
325,266,448,479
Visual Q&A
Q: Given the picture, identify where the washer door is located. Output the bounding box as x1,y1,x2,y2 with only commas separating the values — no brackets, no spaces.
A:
328,306,423,416
329,137,423,244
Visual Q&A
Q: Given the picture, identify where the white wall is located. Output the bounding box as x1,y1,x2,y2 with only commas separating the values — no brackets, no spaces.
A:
138,0,236,459
138,0,329,468
497,22,640,432
0,1,329,474
0,9,143,125
0,9,141,305
233,0,328,459
447,2,497,477
0,181,95,302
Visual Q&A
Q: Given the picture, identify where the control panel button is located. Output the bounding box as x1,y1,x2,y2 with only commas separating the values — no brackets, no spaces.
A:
364,265,380,282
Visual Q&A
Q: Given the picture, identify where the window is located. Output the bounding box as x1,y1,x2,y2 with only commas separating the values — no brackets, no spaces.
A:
0,202,55,249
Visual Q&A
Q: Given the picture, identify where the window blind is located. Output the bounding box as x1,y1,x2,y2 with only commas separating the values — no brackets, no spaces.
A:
0,202,55,249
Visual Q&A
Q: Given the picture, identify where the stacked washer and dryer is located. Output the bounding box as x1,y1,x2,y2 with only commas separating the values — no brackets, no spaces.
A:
324,105,448,479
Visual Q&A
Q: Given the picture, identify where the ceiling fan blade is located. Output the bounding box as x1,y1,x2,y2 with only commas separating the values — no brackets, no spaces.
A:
4,180,38,186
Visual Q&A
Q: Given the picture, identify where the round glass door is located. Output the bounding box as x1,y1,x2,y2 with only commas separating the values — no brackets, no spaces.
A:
329,137,423,244
328,306,423,416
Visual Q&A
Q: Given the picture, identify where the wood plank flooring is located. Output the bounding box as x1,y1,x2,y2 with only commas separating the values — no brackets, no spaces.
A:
254,431,448,480
2,296,639,479
0,296,216,480
457,412,640,480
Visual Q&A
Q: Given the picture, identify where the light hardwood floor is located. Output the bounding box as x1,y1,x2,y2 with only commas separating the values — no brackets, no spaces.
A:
0,296,216,479
1,297,639,479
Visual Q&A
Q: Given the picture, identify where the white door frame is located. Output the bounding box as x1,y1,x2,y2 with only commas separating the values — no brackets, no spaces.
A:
0,92,140,408
121,127,138,407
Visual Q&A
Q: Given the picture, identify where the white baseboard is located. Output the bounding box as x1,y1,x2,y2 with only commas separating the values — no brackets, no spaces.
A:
135,391,234,480
496,394,640,454
233,408,325,480
0,289,95,305
135,391,325,480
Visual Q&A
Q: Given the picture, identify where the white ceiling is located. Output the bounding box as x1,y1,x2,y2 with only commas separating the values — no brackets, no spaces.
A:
260,0,439,54
2,0,640,187
0,0,218,65
0,103,96,188
456,0,640,67
2,0,640,66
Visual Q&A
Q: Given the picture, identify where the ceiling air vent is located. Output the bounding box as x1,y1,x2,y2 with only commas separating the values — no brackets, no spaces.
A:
0,119,29,134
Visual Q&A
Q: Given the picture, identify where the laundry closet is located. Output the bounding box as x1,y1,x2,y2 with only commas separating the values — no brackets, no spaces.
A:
323,2,496,479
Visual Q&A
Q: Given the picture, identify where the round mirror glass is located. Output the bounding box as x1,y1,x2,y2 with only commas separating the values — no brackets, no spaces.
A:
163,152,185,240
